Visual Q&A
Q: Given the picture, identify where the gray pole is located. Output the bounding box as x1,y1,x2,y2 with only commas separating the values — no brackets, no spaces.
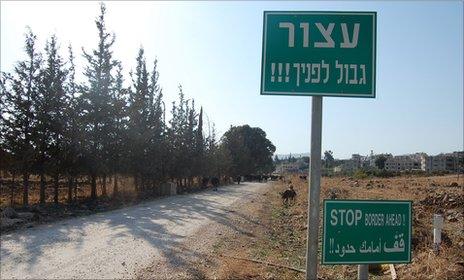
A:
306,96,323,280
358,264,369,280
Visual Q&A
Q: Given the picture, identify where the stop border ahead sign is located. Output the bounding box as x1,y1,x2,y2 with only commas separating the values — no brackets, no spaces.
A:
322,199,412,264
261,11,377,98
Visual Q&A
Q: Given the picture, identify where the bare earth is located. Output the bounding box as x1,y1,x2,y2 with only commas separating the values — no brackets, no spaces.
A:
0,182,271,279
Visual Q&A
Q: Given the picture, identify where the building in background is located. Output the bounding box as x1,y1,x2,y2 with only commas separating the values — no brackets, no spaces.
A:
277,150,463,174
334,154,370,173
275,162,299,174
421,152,463,173
385,155,421,171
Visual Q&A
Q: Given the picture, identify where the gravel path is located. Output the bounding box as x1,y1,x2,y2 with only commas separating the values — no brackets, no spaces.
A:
0,182,271,279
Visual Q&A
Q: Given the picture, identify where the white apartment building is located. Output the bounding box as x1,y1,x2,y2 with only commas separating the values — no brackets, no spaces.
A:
421,152,463,172
333,151,462,173
334,154,366,173
367,152,393,169
385,155,421,171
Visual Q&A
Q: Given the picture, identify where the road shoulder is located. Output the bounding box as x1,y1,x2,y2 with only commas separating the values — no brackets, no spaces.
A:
136,181,275,279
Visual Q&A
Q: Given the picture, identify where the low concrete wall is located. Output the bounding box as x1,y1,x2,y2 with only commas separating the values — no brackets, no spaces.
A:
159,182,177,196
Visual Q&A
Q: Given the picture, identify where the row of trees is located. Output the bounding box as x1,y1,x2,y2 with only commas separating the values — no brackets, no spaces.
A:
0,4,276,207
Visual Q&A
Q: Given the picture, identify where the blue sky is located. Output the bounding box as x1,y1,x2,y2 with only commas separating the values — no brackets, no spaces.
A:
1,1,462,158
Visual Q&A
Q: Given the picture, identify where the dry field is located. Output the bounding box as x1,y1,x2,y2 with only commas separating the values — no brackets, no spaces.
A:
0,175,139,207
0,174,224,232
206,174,463,280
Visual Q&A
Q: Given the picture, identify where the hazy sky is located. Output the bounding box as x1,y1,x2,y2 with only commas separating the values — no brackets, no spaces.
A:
1,1,463,158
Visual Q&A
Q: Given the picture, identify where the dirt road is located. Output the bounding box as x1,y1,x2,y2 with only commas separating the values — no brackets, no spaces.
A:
0,182,271,279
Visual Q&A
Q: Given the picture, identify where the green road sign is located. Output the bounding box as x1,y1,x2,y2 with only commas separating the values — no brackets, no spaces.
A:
261,11,376,97
322,200,412,264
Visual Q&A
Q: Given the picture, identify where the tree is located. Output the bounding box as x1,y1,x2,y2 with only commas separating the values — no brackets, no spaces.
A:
81,2,119,199
204,121,217,177
185,99,198,184
221,125,276,176
1,28,42,206
1,3,284,207
204,122,232,179
146,57,165,188
193,107,205,177
287,153,296,163
108,62,128,196
35,34,69,204
62,44,84,203
324,150,335,168
375,155,388,170
127,47,152,191
167,85,192,187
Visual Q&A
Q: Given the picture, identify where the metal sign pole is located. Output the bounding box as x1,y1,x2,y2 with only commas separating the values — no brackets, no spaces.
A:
358,264,369,280
306,96,323,280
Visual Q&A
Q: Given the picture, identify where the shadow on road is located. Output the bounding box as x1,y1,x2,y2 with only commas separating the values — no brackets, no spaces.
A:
0,182,269,278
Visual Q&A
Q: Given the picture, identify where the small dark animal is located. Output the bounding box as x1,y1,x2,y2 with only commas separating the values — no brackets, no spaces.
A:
201,177,209,188
211,177,219,191
280,186,297,204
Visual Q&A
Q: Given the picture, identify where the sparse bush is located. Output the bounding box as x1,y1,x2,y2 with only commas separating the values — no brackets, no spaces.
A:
353,170,368,179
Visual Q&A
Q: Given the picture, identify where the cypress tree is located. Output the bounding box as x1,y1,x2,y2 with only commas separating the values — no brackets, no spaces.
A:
63,44,82,203
194,107,205,178
81,3,119,200
128,47,151,192
36,34,69,204
1,29,42,206
167,85,191,187
109,62,128,197
147,58,165,187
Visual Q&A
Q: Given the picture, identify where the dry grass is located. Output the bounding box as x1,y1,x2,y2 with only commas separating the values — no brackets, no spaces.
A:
0,175,138,207
210,174,464,280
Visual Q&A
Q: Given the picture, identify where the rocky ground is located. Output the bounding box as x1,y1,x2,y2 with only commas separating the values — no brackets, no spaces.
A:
1,198,132,233
1,174,462,279
186,174,464,280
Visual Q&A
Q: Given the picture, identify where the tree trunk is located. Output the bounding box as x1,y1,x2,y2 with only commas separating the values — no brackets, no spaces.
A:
40,171,46,205
10,172,16,206
140,175,144,192
113,174,118,197
91,174,97,200
22,172,29,206
53,174,59,204
134,175,139,193
67,176,73,204
102,174,107,197
143,175,147,192
74,178,78,202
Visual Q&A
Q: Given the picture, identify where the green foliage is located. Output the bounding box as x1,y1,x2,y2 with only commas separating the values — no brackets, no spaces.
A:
221,125,276,176
324,150,335,168
80,3,120,198
353,169,369,179
374,155,388,170
1,28,42,205
0,3,276,206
